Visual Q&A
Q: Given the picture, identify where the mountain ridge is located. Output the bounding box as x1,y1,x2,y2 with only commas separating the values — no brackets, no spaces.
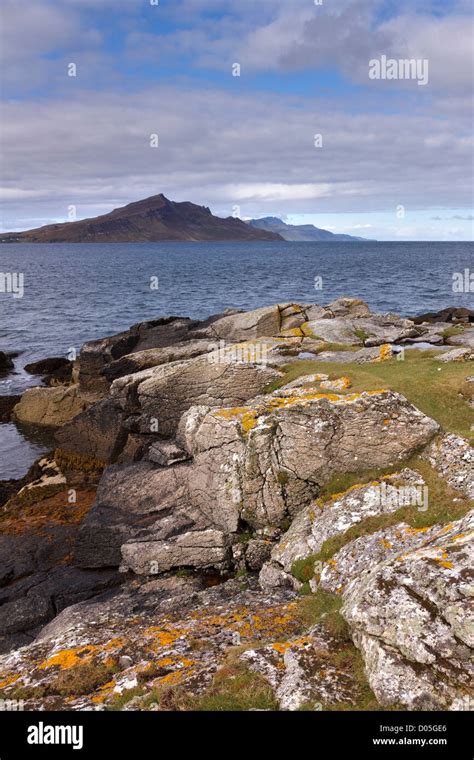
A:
248,216,369,242
0,194,282,243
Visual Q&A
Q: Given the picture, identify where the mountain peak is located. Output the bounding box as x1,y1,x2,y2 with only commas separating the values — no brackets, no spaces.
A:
0,194,282,243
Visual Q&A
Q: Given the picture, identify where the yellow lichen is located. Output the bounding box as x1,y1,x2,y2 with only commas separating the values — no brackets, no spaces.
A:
373,344,393,363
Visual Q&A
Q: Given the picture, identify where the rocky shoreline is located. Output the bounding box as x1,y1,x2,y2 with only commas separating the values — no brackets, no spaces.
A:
0,297,472,711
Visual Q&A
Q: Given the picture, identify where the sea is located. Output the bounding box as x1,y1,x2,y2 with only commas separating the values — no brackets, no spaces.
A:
0,241,472,479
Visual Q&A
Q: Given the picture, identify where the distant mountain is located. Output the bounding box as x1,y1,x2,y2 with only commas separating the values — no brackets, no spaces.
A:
248,216,369,242
0,194,283,243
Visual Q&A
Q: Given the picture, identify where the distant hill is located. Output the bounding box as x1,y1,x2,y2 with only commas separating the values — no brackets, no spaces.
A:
248,216,368,242
0,194,283,243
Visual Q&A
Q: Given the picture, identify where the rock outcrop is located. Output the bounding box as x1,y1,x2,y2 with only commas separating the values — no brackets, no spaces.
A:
12,385,92,427
326,511,474,710
1,297,473,711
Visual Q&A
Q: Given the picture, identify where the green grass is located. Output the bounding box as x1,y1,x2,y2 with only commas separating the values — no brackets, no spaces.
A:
353,327,371,343
125,660,279,712
268,351,474,443
292,458,473,587
441,326,465,339
294,591,381,710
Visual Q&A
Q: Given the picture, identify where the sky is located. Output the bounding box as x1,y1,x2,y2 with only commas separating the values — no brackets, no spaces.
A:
0,0,473,240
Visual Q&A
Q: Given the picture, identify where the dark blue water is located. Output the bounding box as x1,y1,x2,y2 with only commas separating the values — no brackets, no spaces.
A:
0,241,472,478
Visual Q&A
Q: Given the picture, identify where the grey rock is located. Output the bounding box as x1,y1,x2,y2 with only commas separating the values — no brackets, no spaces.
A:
340,511,474,709
264,469,426,582
422,433,474,499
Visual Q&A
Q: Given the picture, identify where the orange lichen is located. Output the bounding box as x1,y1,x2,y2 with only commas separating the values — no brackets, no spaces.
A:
38,646,94,671
271,635,311,654
144,628,183,648
37,638,124,671
374,344,393,363
0,674,20,689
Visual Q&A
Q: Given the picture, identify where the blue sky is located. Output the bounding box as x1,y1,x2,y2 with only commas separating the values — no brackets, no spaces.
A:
1,0,473,240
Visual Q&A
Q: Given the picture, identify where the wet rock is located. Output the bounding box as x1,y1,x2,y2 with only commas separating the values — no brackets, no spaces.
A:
412,307,474,325
0,351,14,374
6,456,66,507
0,395,21,423
24,357,73,386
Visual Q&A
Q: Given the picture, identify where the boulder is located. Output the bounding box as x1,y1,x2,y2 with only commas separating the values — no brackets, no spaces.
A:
339,511,474,710
203,304,281,341
446,329,474,349
12,384,91,427
55,397,127,464
301,317,363,345
0,351,14,374
24,357,73,385
120,529,230,575
422,434,474,499
0,394,21,422
262,469,427,584
301,314,418,347
111,353,281,438
412,307,474,325
78,316,196,394
74,462,198,568
325,297,372,319
183,390,439,533
102,339,213,382
433,347,473,363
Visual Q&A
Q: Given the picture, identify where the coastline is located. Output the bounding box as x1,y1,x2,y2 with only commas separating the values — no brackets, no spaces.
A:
0,296,472,711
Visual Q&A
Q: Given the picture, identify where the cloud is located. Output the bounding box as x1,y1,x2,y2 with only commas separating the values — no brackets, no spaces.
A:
431,214,474,220
1,84,472,231
0,0,472,240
